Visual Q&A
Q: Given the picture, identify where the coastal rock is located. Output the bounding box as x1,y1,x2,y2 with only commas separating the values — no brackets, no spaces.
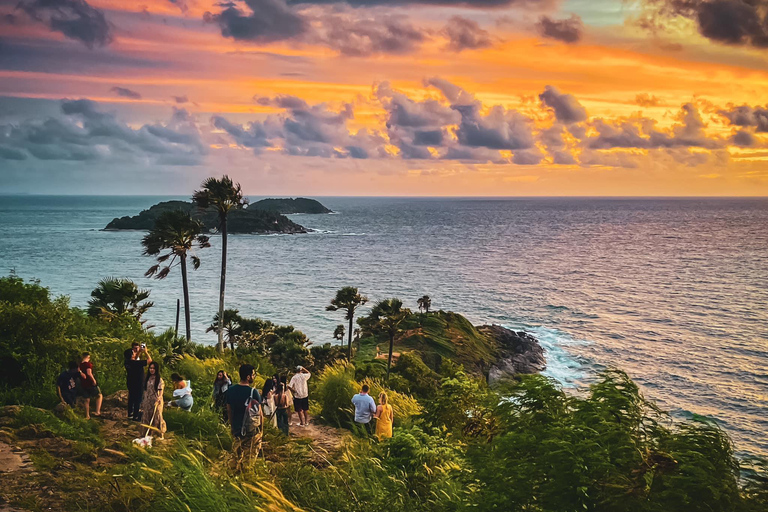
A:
477,325,546,384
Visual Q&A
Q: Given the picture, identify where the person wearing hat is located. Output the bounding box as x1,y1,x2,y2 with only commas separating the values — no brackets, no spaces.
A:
288,365,311,427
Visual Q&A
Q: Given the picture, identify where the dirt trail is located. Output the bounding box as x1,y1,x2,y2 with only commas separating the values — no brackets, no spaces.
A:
0,441,33,475
289,417,345,455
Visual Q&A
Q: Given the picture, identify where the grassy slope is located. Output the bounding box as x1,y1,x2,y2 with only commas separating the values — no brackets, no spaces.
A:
357,311,499,375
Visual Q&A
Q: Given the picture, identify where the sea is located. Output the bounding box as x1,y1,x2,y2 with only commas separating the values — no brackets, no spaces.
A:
1,196,766,457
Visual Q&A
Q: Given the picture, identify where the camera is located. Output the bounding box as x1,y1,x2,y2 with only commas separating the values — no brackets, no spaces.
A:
140,343,146,349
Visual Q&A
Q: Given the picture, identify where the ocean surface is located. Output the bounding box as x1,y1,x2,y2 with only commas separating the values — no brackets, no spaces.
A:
1,196,766,456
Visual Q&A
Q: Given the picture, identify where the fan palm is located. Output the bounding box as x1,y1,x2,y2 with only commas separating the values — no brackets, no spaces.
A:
206,308,243,348
142,210,210,341
87,277,153,321
368,298,410,380
326,287,368,360
192,175,248,352
417,295,432,314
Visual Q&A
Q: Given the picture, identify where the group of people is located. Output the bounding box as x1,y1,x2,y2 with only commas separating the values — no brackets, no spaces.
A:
352,384,393,440
57,347,393,444
219,364,312,439
56,352,103,419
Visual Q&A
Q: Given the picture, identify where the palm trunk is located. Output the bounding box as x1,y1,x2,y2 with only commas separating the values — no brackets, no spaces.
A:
180,253,192,341
347,314,354,360
217,216,227,352
386,332,394,381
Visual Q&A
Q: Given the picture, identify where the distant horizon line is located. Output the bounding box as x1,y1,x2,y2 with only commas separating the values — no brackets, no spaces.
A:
1,194,767,199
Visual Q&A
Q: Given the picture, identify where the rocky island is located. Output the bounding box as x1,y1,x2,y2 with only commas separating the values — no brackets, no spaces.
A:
103,198,331,234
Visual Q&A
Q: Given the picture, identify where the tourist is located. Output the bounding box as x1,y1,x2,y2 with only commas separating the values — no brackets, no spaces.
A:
374,392,394,440
125,342,151,421
351,384,377,436
226,364,262,439
274,382,290,435
261,377,277,429
169,373,193,411
213,370,231,420
57,361,82,408
77,352,102,419
141,361,166,439
288,366,311,427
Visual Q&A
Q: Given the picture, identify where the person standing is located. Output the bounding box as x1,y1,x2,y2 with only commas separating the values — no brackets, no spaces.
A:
261,377,277,429
125,342,151,421
141,361,166,439
57,361,82,408
213,370,231,420
226,364,262,439
274,383,290,435
374,392,393,440
288,366,311,427
351,384,377,436
78,352,102,419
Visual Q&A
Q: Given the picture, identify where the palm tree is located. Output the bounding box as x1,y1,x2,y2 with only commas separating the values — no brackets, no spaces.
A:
206,308,243,348
326,287,368,360
87,277,153,321
417,295,432,314
192,175,248,352
333,324,345,344
142,210,210,341
368,298,410,380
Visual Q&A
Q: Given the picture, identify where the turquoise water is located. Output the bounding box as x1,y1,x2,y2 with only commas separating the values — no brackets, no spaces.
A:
1,195,767,456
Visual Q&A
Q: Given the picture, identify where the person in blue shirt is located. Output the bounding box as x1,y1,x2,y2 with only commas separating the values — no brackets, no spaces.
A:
351,384,377,436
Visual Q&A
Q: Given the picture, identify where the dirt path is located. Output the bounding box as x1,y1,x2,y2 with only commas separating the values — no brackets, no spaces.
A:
289,417,345,455
0,441,33,475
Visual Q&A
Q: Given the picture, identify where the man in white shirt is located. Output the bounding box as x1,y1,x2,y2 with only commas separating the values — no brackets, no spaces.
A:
288,366,311,427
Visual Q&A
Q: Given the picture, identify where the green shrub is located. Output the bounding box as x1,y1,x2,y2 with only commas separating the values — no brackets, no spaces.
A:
9,406,102,447
312,361,358,427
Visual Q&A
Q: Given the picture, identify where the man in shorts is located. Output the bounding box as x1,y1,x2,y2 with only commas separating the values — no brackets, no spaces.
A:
78,352,102,419
288,366,311,427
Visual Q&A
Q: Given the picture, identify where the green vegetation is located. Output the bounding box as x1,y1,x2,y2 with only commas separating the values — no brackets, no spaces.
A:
326,286,368,360
2,274,768,512
104,200,311,234
250,197,332,214
87,277,153,321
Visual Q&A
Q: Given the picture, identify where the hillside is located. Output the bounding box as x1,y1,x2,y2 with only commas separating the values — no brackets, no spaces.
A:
104,200,307,234
251,197,332,214
357,311,545,381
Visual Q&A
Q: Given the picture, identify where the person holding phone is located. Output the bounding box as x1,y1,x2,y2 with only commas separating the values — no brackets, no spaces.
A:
124,342,152,421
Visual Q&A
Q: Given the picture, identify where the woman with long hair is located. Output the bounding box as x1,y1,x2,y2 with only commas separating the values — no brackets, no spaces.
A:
374,392,393,440
213,370,231,420
261,377,278,428
274,382,290,435
141,361,167,439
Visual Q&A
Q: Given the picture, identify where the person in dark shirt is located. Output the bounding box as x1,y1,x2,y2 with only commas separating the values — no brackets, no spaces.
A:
226,364,261,439
57,361,81,407
78,352,102,419
124,342,152,421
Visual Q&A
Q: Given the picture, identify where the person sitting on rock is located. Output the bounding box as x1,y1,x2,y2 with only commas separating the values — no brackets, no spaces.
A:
168,373,193,411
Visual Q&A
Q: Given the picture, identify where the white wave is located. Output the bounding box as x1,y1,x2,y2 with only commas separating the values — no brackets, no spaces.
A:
502,323,592,388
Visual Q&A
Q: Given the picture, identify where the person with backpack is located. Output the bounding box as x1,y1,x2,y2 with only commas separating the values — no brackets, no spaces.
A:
226,364,262,439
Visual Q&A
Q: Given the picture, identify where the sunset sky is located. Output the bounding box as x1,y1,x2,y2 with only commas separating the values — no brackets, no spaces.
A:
1,0,768,195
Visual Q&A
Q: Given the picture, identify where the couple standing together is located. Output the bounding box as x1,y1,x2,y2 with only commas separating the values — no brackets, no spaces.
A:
352,385,393,440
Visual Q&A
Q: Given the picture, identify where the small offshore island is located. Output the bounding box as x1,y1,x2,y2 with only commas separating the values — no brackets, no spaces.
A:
104,197,332,234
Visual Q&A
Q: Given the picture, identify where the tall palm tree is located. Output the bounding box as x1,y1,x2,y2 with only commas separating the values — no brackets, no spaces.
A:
417,295,432,314
326,287,368,360
142,210,210,341
369,298,410,380
192,175,248,352
87,277,153,321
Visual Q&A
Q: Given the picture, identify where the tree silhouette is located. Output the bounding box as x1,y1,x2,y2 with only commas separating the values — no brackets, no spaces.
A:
193,176,248,352
326,287,368,360
142,210,210,341
418,295,432,314
333,324,346,345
